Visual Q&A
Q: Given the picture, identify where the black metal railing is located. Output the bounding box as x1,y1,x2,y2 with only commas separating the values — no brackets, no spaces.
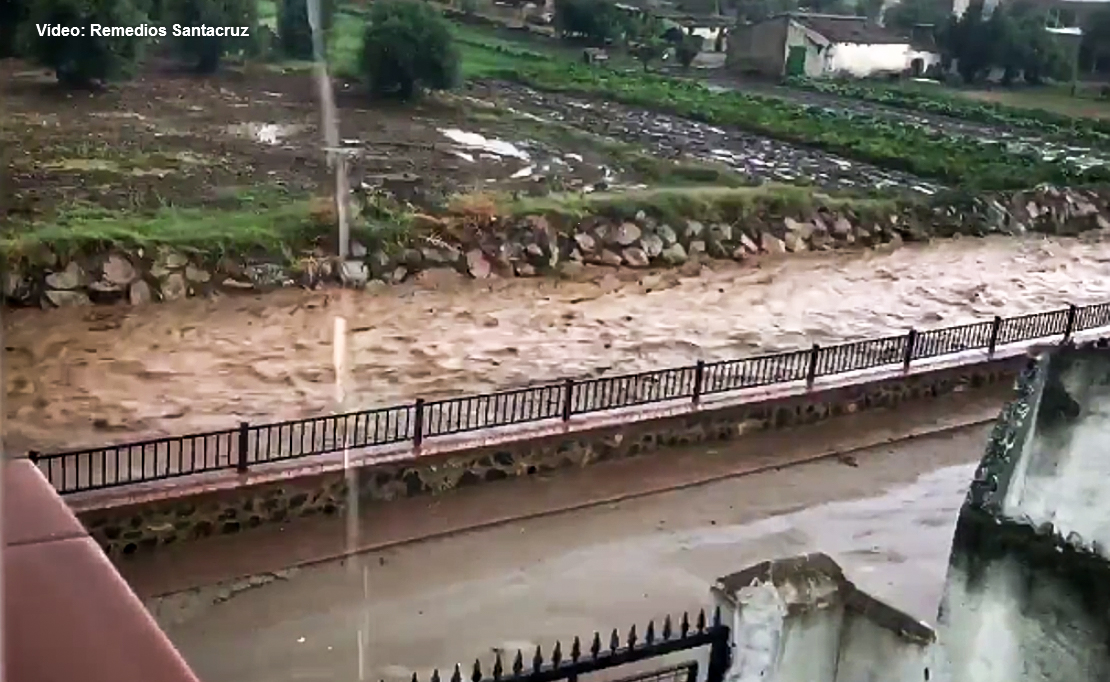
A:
410,609,729,682
31,301,1110,494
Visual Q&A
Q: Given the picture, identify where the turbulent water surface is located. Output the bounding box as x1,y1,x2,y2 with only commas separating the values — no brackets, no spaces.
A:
7,234,1110,451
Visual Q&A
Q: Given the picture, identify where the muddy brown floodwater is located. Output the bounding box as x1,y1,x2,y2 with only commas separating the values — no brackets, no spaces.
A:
7,235,1110,452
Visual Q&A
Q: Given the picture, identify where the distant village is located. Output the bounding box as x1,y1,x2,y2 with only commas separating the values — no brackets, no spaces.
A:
464,0,1099,83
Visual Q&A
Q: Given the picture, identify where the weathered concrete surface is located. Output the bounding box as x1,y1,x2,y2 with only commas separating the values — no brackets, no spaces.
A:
117,385,1007,599
714,554,934,682
934,342,1110,681
143,426,987,682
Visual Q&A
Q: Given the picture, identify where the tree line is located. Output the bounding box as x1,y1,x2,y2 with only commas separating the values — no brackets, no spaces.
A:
0,0,460,99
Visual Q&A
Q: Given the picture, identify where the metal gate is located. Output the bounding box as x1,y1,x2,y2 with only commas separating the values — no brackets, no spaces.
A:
415,609,730,682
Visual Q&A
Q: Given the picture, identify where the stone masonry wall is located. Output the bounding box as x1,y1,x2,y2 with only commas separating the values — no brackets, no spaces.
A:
78,359,1021,558
8,184,1110,308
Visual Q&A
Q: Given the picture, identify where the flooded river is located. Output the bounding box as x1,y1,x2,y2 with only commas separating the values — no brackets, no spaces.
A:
7,234,1110,452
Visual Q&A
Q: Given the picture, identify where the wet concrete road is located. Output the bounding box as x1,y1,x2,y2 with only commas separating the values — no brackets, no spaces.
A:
147,425,986,682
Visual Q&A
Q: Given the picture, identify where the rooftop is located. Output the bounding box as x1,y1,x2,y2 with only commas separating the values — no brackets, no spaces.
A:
783,12,910,45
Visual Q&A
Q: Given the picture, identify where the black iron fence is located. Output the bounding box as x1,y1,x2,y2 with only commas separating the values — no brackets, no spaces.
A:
31,301,1110,494
413,609,729,682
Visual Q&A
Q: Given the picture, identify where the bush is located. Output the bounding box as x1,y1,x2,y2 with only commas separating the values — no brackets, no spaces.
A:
630,39,663,72
553,0,625,45
360,0,459,100
0,0,27,57
675,34,702,70
277,0,332,60
165,0,258,72
20,0,146,86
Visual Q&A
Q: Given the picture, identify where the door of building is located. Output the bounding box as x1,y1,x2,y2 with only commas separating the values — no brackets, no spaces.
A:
785,45,807,77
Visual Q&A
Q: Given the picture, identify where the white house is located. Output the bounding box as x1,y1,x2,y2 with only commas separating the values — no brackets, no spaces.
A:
727,12,942,79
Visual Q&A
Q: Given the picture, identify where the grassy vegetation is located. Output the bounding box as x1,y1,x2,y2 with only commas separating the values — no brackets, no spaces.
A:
476,54,1110,190
12,3,1109,262
786,77,1110,146
3,199,313,263
465,102,755,188
0,186,416,263
501,184,900,226
959,87,1110,122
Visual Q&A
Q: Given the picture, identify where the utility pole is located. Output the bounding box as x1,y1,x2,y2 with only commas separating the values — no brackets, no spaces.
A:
306,4,365,679
308,0,350,260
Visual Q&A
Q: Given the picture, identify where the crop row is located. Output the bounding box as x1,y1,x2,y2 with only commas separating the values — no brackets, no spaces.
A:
486,59,1110,190
785,77,1110,148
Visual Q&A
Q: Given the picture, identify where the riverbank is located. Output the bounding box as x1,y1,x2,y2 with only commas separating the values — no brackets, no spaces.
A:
6,183,1110,310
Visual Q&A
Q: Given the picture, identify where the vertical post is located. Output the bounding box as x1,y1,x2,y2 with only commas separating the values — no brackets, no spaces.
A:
902,328,917,371
1070,34,1081,98
413,398,426,448
562,378,575,422
692,360,705,405
1065,304,1078,341
237,421,250,473
988,315,1002,357
806,343,820,389
704,624,731,682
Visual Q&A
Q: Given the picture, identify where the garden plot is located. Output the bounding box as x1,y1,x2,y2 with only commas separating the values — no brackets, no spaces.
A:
0,61,665,225
730,83,1110,171
476,82,943,195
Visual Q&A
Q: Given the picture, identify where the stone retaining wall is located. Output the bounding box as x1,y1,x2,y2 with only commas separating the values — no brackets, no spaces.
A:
78,358,1021,557
8,184,1110,308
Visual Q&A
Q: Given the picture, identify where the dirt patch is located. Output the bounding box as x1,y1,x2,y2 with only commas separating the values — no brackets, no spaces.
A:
473,81,942,194
1,59,740,226
960,88,1110,121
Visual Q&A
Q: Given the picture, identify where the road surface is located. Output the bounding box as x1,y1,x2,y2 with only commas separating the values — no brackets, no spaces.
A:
145,424,989,682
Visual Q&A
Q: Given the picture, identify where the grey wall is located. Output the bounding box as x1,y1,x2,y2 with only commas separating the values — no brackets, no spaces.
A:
934,344,1110,682
712,554,934,682
726,16,790,76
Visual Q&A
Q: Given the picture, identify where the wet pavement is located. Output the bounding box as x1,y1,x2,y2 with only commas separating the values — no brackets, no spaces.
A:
144,424,986,682
8,234,1110,453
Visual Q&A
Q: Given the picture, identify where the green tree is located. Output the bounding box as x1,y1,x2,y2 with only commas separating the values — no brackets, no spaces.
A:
630,38,663,70
981,3,1067,84
278,0,333,59
884,0,947,33
936,0,1068,85
734,0,794,23
0,0,27,57
1081,7,1110,73
553,0,626,45
360,0,459,100
675,33,703,69
20,0,146,87
165,0,258,72
801,0,851,13
854,0,883,21
937,0,993,83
